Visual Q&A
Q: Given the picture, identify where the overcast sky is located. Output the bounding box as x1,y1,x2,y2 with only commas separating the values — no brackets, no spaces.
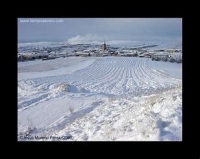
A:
18,18,182,43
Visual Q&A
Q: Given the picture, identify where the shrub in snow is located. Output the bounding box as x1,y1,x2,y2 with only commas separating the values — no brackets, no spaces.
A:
108,96,116,102
58,83,70,92
18,125,36,140
26,117,36,135
69,106,74,113
51,83,70,94
27,126,36,135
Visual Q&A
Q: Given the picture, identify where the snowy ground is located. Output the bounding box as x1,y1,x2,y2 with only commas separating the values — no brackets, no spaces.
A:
18,56,182,141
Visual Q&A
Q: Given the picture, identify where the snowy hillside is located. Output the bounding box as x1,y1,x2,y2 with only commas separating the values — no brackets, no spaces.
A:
18,56,182,141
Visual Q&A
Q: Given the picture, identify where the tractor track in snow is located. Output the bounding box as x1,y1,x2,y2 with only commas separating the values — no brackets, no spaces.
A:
18,57,182,109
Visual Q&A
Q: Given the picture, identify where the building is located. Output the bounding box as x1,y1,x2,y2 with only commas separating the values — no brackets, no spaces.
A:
75,52,91,57
101,41,106,51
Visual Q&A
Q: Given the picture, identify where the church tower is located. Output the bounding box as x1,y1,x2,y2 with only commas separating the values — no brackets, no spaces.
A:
101,40,106,51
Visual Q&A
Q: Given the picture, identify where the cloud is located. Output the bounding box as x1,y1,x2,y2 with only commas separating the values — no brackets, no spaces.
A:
67,34,146,46
67,34,107,44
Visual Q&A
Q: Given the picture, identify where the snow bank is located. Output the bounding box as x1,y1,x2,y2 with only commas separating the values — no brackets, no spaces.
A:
51,86,182,141
18,57,96,80
18,86,182,141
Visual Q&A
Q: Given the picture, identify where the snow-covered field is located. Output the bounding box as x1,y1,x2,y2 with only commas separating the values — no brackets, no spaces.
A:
18,56,182,141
